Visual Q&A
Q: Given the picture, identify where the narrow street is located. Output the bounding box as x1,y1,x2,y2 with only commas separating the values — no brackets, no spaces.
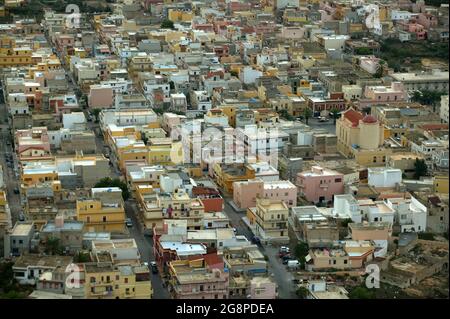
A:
222,197,297,299
0,98,21,225
124,200,170,299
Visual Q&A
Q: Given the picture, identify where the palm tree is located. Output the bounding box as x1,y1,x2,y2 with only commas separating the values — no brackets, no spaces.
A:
329,108,340,124
303,107,312,124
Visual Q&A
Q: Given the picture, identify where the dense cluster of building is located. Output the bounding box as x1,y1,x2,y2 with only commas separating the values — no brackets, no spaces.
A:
0,0,448,299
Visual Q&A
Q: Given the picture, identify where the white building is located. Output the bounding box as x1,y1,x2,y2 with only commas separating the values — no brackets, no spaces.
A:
440,95,448,123
333,194,362,223
316,35,350,51
240,66,263,85
100,109,157,128
247,162,280,182
100,78,132,94
390,10,416,21
387,197,427,233
368,167,402,188
391,70,449,92
276,0,300,10
62,112,86,130
190,90,212,111
362,200,395,224
342,85,363,101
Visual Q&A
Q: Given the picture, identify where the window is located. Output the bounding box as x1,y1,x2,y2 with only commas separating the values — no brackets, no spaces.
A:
103,216,107,222
124,278,128,284
344,260,348,264
90,277,96,283
335,178,342,183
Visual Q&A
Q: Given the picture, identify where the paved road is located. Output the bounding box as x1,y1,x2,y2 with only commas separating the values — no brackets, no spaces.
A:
0,99,22,225
125,200,170,299
222,197,297,299
306,117,337,135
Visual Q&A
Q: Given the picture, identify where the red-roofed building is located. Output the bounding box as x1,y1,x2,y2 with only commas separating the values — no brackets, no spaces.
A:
192,186,224,212
336,108,387,164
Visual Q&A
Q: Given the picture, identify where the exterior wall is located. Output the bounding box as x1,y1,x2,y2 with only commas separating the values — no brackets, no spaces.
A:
233,180,264,209
297,169,344,204
88,86,114,109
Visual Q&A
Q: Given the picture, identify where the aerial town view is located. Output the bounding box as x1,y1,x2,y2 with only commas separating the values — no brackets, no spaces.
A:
0,0,448,302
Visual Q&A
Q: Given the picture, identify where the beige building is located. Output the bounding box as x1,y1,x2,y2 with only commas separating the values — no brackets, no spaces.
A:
246,199,289,243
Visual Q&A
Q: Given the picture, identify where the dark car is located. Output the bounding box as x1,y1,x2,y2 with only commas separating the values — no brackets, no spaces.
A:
13,188,20,194
251,236,261,245
150,261,158,274
282,255,292,264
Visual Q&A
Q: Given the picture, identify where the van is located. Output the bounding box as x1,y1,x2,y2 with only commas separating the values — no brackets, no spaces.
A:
287,260,300,269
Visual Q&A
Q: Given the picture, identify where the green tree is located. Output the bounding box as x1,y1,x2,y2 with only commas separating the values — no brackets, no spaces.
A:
374,64,384,78
279,109,294,121
349,286,376,299
91,108,101,123
94,177,130,200
45,237,63,255
73,251,91,263
355,47,372,55
294,242,309,267
414,158,428,180
296,286,310,299
418,232,435,241
329,108,340,124
341,218,353,228
160,19,175,29
303,107,312,124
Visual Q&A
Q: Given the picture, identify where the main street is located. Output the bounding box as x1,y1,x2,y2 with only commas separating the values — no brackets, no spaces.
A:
0,88,22,225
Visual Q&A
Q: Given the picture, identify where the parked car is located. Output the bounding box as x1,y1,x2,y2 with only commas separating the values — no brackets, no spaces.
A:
232,227,237,234
150,261,158,274
282,255,293,264
13,188,20,194
125,218,133,227
252,236,261,245
319,117,329,122
287,260,300,269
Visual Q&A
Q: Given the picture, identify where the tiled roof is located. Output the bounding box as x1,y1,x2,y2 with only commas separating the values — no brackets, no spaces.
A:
343,109,363,127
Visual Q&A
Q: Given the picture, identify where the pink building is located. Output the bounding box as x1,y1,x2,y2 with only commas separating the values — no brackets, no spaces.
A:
15,127,51,160
233,179,297,209
169,254,229,299
54,34,75,54
359,82,406,107
49,95,79,116
250,277,277,299
297,166,344,204
416,13,438,29
359,56,381,75
281,27,305,40
88,84,114,109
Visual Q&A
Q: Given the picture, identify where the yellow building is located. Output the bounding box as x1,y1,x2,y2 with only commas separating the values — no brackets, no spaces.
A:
168,9,193,22
246,198,289,242
213,163,256,194
84,261,152,299
21,162,59,189
157,190,205,230
76,193,126,233
336,109,386,163
147,139,183,165
0,36,32,67
434,175,449,194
